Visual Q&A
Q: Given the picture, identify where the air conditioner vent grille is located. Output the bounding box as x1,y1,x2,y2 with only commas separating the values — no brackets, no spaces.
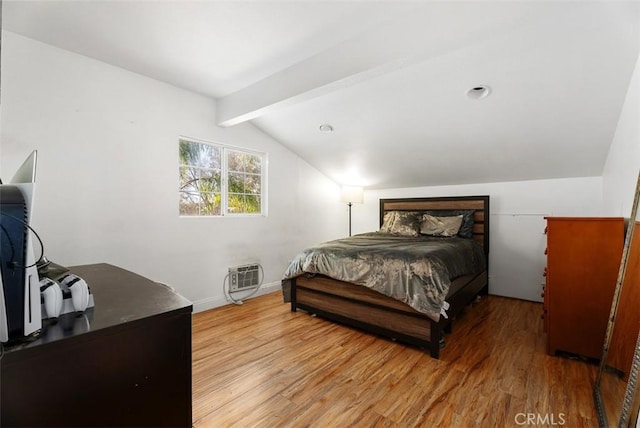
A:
228,264,261,292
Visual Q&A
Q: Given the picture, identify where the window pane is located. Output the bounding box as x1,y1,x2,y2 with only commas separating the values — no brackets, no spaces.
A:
179,192,201,216
245,195,260,213
226,194,261,214
201,192,221,215
245,154,261,174
228,172,245,193
179,166,199,192
179,140,220,169
227,193,244,214
179,191,221,215
226,150,262,214
245,174,261,195
227,151,244,172
199,169,221,193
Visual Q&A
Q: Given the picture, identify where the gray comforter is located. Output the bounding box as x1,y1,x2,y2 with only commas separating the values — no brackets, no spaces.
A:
282,232,486,321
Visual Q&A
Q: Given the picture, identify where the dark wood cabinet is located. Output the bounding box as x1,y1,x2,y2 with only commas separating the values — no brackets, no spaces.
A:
1,263,193,427
544,217,624,359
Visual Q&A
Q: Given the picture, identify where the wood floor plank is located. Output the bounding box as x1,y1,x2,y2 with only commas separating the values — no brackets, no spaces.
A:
192,292,599,427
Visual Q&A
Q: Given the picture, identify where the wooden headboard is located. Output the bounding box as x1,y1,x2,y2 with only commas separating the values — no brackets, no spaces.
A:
379,195,490,255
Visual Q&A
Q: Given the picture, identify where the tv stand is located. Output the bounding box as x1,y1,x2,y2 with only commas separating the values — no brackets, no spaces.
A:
0,263,193,427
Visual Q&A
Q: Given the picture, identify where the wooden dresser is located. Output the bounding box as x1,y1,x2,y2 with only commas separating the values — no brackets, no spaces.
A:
544,217,624,359
1,263,193,427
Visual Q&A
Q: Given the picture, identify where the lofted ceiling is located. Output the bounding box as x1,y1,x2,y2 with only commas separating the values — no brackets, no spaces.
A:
3,1,640,189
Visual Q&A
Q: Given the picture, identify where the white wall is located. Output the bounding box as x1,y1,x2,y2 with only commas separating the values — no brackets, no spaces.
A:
603,55,640,217
350,176,604,302
0,32,344,311
2,29,634,312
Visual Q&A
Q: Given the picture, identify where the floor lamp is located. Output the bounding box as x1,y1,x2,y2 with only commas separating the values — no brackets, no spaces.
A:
340,186,364,236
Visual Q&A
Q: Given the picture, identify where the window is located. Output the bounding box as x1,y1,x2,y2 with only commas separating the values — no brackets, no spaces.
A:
179,138,266,216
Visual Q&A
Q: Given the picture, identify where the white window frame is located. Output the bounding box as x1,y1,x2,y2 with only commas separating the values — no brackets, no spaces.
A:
178,136,267,217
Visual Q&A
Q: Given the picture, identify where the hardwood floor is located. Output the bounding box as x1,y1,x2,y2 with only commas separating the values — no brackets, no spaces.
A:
192,292,598,427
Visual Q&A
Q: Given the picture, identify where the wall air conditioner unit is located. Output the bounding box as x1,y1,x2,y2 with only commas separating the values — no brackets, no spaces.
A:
228,264,260,292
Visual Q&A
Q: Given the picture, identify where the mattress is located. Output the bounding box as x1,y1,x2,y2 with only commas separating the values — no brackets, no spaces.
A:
282,232,486,321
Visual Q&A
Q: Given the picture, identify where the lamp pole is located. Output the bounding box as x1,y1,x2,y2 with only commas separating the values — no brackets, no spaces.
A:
348,202,353,236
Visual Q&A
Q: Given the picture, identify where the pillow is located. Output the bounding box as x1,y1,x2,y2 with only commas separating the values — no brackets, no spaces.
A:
380,211,420,237
422,210,475,238
380,211,397,233
420,214,463,237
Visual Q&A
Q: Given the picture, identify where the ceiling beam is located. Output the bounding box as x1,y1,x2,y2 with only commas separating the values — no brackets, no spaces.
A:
215,3,549,127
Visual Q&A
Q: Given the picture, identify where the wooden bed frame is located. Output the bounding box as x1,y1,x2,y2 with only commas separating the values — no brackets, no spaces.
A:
290,195,490,358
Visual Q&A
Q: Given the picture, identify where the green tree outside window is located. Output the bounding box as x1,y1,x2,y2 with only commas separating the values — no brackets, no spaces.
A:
179,139,265,216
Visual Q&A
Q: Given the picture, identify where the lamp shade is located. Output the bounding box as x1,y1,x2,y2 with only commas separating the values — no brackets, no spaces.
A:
340,186,364,204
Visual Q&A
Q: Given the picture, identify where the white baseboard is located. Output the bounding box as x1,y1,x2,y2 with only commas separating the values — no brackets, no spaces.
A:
192,280,282,313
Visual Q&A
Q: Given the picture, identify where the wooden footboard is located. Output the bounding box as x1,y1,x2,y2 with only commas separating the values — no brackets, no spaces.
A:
291,271,488,358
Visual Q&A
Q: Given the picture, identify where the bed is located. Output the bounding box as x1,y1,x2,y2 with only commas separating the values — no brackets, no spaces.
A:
282,195,490,358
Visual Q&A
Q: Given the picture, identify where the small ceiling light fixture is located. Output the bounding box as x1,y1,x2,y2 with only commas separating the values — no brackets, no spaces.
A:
466,85,491,100
319,124,334,133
